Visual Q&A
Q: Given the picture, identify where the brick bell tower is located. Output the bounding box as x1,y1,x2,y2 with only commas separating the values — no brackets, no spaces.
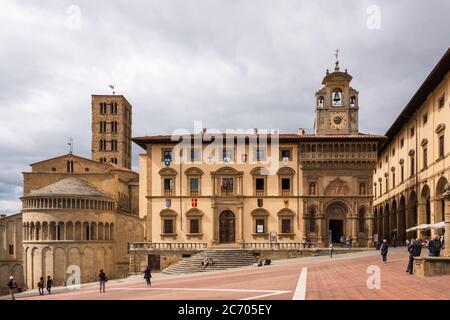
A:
91,94,132,169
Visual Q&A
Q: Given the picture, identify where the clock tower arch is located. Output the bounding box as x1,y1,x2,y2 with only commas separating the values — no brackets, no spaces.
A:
314,57,359,134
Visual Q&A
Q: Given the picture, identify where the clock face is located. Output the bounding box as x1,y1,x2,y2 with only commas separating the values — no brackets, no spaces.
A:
330,112,347,129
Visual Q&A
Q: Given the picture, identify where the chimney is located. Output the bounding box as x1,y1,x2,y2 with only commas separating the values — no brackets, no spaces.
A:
298,128,305,135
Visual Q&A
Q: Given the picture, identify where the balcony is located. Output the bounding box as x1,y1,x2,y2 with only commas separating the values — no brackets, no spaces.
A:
220,188,234,196
281,190,292,197
190,190,199,197
164,190,173,197
255,190,265,197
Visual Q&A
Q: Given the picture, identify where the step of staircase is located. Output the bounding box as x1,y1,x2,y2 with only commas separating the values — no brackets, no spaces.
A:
163,249,257,275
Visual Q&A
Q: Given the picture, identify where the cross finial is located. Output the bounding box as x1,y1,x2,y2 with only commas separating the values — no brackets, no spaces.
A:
334,49,340,71
68,137,73,154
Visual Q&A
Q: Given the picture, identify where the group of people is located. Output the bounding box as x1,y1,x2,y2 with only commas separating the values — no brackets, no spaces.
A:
37,276,54,296
339,236,353,250
377,234,444,272
255,257,272,267
201,256,215,269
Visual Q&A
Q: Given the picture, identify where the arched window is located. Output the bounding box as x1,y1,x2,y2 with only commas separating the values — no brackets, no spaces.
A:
318,96,324,107
332,89,343,106
350,96,357,108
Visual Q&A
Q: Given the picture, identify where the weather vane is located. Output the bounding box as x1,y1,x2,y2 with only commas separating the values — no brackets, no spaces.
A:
109,84,115,95
335,49,339,61
68,137,73,154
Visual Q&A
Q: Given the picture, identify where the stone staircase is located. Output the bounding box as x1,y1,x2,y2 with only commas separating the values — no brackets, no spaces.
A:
163,249,257,274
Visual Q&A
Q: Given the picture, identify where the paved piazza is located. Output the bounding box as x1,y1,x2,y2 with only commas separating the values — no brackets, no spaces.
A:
4,248,450,300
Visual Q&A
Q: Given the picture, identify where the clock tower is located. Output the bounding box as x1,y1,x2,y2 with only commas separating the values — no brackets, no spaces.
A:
314,57,359,134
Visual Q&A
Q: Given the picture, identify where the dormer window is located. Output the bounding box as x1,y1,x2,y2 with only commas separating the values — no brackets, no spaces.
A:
332,89,343,107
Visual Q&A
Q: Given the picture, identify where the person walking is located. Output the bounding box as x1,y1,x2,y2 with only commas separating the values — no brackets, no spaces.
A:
144,266,152,287
37,277,45,295
46,276,53,295
99,269,107,293
328,242,334,258
391,234,397,248
428,234,442,257
406,238,422,274
380,239,389,264
7,276,17,300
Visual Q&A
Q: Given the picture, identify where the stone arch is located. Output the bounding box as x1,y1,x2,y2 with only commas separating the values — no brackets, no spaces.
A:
74,221,82,240
383,203,390,239
104,223,110,240
53,247,66,286
98,222,104,240
420,184,431,224
407,191,418,234
398,195,407,242
82,247,95,283
358,206,368,233
95,247,106,274
324,200,349,217
435,176,448,224
391,199,398,236
31,247,41,289
42,247,53,282
67,247,81,271
110,223,115,240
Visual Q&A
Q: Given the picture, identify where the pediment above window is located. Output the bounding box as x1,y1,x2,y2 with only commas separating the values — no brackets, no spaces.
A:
184,167,204,176
159,167,177,177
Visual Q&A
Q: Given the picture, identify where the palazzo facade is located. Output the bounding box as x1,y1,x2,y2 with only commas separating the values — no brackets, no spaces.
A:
134,60,385,248
373,48,450,243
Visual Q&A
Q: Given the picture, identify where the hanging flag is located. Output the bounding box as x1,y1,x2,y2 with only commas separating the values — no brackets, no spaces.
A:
257,198,263,208
165,198,171,208
191,198,198,208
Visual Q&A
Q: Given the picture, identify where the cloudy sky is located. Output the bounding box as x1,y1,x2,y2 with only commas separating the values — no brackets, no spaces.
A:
0,0,449,214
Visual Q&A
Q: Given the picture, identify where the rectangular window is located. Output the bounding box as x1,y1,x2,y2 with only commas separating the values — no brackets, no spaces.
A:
410,127,415,138
255,219,265,234
220,178,234,195
254,147,266,162
423,113,428,125
400,138,404,148
281,219,291,234
410,157,415,176
392,173,395,188
67,161,74,173
189,148,201,162
439,135,445,158
255,178,265,192
163,219,174,234
280,148,292,161
190,178,199,196
423,147,428,168
163,149,172,162
281,178,291,192
164,178,173,196
401,166,404,182
438,95,445,109
8,244,14,255
189,219,199,234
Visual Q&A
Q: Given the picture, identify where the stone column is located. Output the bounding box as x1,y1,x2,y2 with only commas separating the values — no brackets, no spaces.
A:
367,214,374,247
417,201,427,239
316,214,325,247
237,205,244,244
442,184,450,257
301,201,308,241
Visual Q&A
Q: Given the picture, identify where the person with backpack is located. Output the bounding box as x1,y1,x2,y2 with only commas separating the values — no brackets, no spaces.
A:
37,277,45,295
380,239,389,264
7,276,17,300
144,265,152,287
428,234,442,257
46,276,53,294
99,269,107,293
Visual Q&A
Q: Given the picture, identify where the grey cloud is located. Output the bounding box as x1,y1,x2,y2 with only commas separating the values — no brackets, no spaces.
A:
0,0,449,213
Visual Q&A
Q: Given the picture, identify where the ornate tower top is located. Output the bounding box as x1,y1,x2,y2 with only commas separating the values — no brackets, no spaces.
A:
313,55,359,135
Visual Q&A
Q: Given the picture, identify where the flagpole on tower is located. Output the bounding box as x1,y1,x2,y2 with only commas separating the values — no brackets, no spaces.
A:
109,84,115,95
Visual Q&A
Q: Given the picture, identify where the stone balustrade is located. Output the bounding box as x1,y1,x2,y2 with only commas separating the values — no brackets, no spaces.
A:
128,242,208,252
242,242,315,250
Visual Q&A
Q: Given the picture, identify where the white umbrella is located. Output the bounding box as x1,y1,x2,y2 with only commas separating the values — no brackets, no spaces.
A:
430,221,445,229
406,224,431,232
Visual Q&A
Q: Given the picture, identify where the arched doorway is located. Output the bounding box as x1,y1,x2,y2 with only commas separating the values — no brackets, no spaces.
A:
219,211,235,243
435,177,448,227
399,195,406,242
326,201,348,243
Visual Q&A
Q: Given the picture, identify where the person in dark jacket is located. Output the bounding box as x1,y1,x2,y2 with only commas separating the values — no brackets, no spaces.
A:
406,238,422,274
144,266,152,287
428,235,442,257
7,276,17,300
99,269,107,293
46,276,53,294
37,277,45,295
380,239,389,264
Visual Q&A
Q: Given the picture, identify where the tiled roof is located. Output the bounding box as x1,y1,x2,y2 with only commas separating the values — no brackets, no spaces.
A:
25,177,113,198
